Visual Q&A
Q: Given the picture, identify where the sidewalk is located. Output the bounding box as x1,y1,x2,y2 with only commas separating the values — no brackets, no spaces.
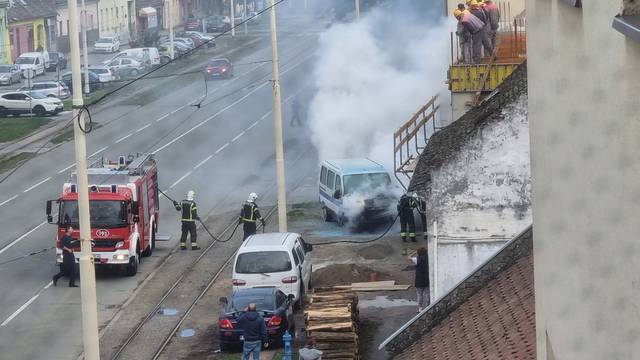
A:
0,114,71,157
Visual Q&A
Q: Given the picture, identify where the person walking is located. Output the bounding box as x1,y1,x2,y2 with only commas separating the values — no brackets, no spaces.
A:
398,192,417,242
52,226,78,287
237,303,268,360
240,192,265,240
290,97,302,126
483,0,501,49
410,247,430,312
469,0,493,59
454,9,473,64
174,190,200,250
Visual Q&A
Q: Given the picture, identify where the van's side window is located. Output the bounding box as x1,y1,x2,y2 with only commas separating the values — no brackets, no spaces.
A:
295,245,305,262
320,166,327,185
291,249,300,266
335,176,342,194
327,170,335,189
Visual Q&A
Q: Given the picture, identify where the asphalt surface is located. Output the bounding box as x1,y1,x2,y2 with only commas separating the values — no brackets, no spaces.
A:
0,15,324,360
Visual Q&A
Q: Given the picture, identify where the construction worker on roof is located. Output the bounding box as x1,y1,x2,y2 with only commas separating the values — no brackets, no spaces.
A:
398,192,417,242
240,192,265,240
174,190,200,250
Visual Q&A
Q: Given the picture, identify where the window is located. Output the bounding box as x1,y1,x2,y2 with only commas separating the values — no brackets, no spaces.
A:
327,170,335,190
235,251,292,273
291,248,300,266
275,291,286,308
122,59,130,64
90,15,94,29
335,176,342,194
320,166,327,185
100,10,103,30
295,245,305,262
561,0,581,7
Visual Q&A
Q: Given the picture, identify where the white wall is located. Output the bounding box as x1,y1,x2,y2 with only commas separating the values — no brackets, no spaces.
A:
98,0,130,40
527,1,640,359
58,0,99,37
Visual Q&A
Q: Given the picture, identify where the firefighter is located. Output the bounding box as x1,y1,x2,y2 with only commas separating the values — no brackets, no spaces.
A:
397,192,417,242
173,190,200,250
412,192,428,240
239,192,265,240
52,226,78,287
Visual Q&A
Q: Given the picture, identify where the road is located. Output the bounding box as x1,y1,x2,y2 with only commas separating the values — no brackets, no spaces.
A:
0,15,324,360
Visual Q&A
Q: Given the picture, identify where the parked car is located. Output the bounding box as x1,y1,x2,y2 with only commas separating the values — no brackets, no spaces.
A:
18,81,70,99
105,57,146,78
93,36,120,53
205,15,231,33
218,287,296,351
232,233,313,307
86,65,115,83
159,42,190,57
104,48,161,68
15,52,47,77
0,91,63,116
48,52,67,70
174,37,195,50
184,17,203,32
61,71,102,93
204,58,234,80
184,31,216,48
0,64,22,85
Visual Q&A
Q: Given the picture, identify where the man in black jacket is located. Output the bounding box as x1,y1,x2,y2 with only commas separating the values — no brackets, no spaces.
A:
53,226,78,287
237,303,268,360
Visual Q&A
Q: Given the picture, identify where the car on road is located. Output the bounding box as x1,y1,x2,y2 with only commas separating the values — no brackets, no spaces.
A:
86,65,116,83
0,91,63,116
105,57,146,78
18,81,70,99
93,36,120,53
15,52,46,77
218,287,296,351
204,58,234,79
48,52,68,70
104,48,161,68
232,233,313,307
61,71,102,93
0,64,23,85
184,31,216,48
205,15,231,33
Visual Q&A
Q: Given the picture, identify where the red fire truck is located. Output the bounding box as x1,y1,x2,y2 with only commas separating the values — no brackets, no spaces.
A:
46,154,159,276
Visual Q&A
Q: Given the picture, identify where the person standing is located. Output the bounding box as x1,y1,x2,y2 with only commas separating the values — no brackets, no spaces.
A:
53,226,78,287
174,190,200,250
454,9,473,64
412,192,428,240
240,192,265,240
237,303,268,360
398,192,417,242
469,0,493,59
411,247,430,312
483,0,501,49
290,97,302,126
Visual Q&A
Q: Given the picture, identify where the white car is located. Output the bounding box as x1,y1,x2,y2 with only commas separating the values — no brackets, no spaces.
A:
0,91,64,116
175,37,195,50
18,81,71,99
232,233,313,306
105,57,145,78
94,36,120,53
87,66,115,83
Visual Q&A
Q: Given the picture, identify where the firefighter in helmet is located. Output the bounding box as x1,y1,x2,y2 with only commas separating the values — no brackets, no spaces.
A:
239,192,265,240
412,192,428,240
174,190,200,250
397,191,417,242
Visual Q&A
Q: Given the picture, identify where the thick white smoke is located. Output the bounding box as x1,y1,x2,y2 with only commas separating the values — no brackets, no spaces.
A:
308,5,454,169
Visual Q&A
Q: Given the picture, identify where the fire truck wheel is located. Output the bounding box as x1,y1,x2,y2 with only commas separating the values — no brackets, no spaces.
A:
126,255,138,276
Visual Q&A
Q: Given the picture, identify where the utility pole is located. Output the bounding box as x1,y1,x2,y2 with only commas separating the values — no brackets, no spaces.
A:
355,0,360,18
268,0,287,232
68,0,100,357
230,0,236,37
81,0,90,94
168,0,174,59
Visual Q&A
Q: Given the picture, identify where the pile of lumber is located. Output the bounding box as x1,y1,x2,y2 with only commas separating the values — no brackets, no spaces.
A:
334,280,411,291
305,289,359,359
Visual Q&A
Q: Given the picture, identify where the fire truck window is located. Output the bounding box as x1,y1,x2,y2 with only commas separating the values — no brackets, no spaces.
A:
60,200,126,227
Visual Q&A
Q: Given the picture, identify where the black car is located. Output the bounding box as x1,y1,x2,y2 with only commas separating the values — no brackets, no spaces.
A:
61,71,102,93
205,15,231,33
48,52,67,71
218,287,295,352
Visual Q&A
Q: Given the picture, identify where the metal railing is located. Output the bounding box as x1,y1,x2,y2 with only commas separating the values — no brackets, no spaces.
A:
393,95,440,189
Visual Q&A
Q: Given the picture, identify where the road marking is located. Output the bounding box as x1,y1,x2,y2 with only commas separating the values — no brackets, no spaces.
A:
260,111,273,120
169,171,192,189
0,195,18,207
214,143,229,154
89,146,108,157
135,123,152,133
115,134,132,144
23,177,51,193
1,294,40,327
57,164,75,174
43,281,53,290
0,221,47,255
152,82,269,154
193,155,213,170
231,131,245,142
246,121,259,131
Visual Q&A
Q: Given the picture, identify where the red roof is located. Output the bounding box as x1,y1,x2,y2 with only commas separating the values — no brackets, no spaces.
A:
393,252,536,360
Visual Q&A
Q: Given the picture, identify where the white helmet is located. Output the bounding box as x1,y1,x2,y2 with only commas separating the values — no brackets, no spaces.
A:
187,190,195,201
248,192,258,203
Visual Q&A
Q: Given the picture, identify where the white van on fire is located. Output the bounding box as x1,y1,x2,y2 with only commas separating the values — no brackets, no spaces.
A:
319,158,397,226
232,233,313,307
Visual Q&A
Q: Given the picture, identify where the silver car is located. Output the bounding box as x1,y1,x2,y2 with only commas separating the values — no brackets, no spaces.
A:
0,64,22,85
18,81,71,99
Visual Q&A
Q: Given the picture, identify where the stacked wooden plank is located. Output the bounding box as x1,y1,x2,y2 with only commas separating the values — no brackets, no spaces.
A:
305,289,360,360
334,280,411,291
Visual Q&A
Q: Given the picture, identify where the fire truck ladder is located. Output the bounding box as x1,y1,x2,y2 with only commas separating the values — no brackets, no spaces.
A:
393,95,440,190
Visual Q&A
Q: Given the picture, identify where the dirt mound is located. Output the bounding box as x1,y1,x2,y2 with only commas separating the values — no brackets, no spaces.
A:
312,264,391,287
358,244,394,260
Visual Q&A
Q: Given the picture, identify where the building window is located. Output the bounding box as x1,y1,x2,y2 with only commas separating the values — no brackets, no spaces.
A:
100,9,103,30
90,14,94,29
58,21,62,36
561,0,581,7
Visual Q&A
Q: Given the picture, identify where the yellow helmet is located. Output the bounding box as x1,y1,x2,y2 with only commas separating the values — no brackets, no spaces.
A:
453,9,463,17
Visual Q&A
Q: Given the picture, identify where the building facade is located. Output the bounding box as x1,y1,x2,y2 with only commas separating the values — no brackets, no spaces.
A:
98,0,136,43
527,1,640,359
7,0,58,60
0,0,9,64
56,0,99,52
